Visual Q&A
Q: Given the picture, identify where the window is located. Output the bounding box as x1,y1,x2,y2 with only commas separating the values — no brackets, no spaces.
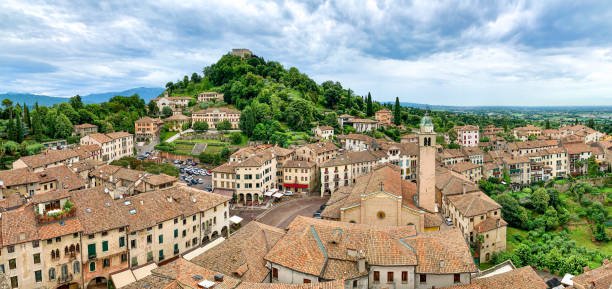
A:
454,274,461,283
158,223,163,229
303,279,311,283
192,215,196,221
147,252,154,262
272,267,278,279
10,276,18,288
159,250,164,261
121,253,127,263
9,259,16,270
402,271,408,283
73,261,80,274
174,218,178,224
373,271,380,282
89,262,96,272
119,236,125,247
7,246,14,253
33,253,41,264
353,280,358,288
132,257,138,267
0,264,4,273
387,272,394,283
32,240,39,248
101,231,108,236
131,239,137,249
182,230,186,237
158,235,164,244
103,258,110,268
35,270,42,282
419,274,426,284
55,237,61,242
88,243,96,258
147,235,152,244
49,267,57,279
102,241,109,252
174,229,179,238
183,219,187,225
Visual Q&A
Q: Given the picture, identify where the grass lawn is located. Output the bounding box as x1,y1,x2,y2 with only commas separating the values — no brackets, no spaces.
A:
567,225,612,255
174,142,195,155
205,144,225,154
506,227,529,252
160,131,178,142
479,262,495,270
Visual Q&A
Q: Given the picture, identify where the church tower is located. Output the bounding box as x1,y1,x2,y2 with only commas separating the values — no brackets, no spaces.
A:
417,114,437,212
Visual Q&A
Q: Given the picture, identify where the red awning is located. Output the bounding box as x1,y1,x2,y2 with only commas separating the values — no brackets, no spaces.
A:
283,183,308,189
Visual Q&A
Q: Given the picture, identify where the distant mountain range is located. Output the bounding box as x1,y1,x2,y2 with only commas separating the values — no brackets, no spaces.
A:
397,102,612,113
0,87,164,106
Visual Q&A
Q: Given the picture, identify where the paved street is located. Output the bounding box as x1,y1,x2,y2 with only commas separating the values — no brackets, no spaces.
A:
256,197,328,228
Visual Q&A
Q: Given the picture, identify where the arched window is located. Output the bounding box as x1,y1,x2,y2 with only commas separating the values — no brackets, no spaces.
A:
64,246,69,255
49,268,56,280
61,264,68,278
76,243,80,252
55,249,60,258
70,244,75,253
51,250,56,259
73,261,81,274
89,261,96,272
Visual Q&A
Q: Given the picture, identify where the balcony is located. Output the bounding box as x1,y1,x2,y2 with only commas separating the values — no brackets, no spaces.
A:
37,207,76,224
58,274,73,285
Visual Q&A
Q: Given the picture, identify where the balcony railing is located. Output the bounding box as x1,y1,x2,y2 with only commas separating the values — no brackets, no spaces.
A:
37,207,76,224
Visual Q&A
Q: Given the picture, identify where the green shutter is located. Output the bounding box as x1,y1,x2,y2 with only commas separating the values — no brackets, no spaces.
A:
89,261,96,272
174,229,178,238
102,241,108,252
87,244,96,258
119,237,125,247
158,235,163,244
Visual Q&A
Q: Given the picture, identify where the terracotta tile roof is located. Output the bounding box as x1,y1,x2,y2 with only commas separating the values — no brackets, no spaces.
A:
135,116,164,124
304,142,339,154
321,164,420,218
0,167,39,187
30,189,72,204
107,131,133,139
318,126,334,131
74,123,97,129
38,217,83,240
502,155,530,165
164,114,191,121
337,133,374,142
152,258,241,289
320,151,378,167
449,162,481,173
507,140,558,150
513,124,542,132
143,173,177,186
17,149,79,169
442,266,546,289
71,187,128,234
114,167,144,182
212,162,237,174
475,217,507,233
265,216,418,278
118,190,182,232
572,261,612,289
404,228,477,274
564,142,592,155
74,144,102,159
87,133,113,143
447,192,501,217
0,194,25,211
454,125,479,131
71,159,105,173
350,118,378,123
90,164,122,182
121,274,173,289
424,213,443,228
192,221,286,283
235,280,345,289
441,149,466,159
1,205,39,245
266,146,295,157
435,167,480,196
158,185,230,217
282,160,315,168
42,165,87,191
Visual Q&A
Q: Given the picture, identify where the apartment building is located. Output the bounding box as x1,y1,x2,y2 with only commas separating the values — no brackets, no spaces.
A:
372,142,419,180
319,151,379,196
0,165,87,200
482,125,503,136
374,108,393,125
197,91,224,102
564,142,593,176
542,129,563,140
446,192,507,263
502,156,531,185
265,217,477,289
311,126,334,140
280,160,316,194
448,162,483,183
454,125,479,147
512,125,542,141
351,118,381,132
12,149,81,172
80,132,134,163
506,140,558,156
400,133,419,144
73,123,98,137
191,107,241,129
338,133,377,151
295,142,339,165
89,164,176,198
560,124,605,143
134,117,164,142
163,114,191,131
525,147,568,181
154,96,191,114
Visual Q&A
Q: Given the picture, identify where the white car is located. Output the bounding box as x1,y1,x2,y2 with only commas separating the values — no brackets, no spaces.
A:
284,190,294,196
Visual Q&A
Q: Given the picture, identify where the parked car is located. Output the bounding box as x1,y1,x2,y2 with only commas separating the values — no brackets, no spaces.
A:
284,190,294,196
320,204,327,211
313,212,321,218
198,178,204,184
204,185,212,192
445,217,453,226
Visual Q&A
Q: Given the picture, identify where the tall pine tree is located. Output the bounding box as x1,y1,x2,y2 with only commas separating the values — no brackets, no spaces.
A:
366,92,373,116
23,103,31,131
393,97,401,125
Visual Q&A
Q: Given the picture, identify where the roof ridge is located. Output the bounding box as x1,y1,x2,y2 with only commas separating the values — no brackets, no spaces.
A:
310,225,329,277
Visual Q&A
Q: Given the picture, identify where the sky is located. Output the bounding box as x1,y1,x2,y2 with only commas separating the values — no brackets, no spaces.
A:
1,0,612,106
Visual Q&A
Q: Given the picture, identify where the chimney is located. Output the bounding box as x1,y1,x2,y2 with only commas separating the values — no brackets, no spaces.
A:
439,260,445,268
167,196,173,203
496,219,500,228
462,182,466,194
357,250,367,273
214,274,224,282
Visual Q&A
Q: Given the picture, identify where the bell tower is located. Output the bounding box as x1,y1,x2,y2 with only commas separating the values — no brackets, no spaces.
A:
417,114,437,212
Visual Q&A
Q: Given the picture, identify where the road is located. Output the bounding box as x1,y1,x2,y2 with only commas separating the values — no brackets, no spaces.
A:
256,197,328,228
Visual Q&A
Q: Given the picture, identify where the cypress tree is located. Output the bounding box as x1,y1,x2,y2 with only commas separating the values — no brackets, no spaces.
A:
23,103,31,130
393,97,401,125
366,92,373,116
